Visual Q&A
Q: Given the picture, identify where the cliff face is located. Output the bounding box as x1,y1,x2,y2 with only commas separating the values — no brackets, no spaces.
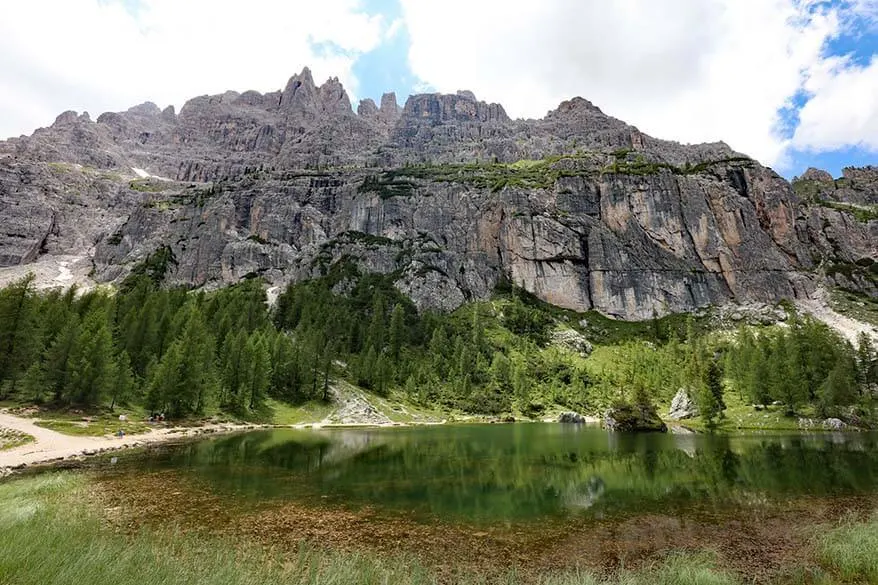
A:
1,69,875,318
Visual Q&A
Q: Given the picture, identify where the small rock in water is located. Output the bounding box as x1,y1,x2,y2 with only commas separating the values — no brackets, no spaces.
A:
558,412,587,424
604,403,667,433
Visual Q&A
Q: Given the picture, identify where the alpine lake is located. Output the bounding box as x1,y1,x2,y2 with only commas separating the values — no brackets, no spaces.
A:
85,424,878,581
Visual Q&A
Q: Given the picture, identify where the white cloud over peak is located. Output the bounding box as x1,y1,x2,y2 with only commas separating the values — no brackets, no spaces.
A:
0,0,385,139
399,0,847,167
792,54,878,151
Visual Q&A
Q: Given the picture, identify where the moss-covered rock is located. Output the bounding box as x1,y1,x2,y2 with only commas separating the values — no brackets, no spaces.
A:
603,402,668,432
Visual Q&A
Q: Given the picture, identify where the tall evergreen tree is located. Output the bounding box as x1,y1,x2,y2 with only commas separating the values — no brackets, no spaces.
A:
66,309,116,406
388,303,405,363
699,357,725,426
149,303,218,417
243,333,271,411
0,275,40,394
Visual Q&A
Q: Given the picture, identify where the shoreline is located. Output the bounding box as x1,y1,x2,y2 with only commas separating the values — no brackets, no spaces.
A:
0,412,264,477
3,411,871,478
0,411,451,477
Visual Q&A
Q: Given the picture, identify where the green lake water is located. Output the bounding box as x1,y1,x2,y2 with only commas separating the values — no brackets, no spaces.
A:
99,424,878,525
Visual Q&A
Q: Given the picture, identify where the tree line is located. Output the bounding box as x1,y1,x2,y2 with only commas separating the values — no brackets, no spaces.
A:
0,256,875,423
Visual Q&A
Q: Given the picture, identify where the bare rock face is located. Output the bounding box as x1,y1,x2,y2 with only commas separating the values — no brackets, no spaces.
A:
668,389,698,420
1,69,876,318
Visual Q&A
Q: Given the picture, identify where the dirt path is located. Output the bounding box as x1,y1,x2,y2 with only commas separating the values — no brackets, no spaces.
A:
796,287,878,345
0,412,255,475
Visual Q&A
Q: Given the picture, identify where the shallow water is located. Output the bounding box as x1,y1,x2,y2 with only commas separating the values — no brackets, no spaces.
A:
97,424,878,525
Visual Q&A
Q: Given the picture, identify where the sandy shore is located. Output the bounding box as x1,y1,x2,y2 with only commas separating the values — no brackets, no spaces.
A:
0,412,259,476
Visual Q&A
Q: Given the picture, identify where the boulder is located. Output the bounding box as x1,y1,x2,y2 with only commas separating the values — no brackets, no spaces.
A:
551,329,593,357
668,388,698,420
823,418,847,431
604,403,668,433
558,411,588,424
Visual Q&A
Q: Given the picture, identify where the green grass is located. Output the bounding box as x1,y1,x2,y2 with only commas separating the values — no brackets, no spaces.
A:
830,288,878,328
0,474,438,585
3,473,876,585
818,514,878,583
0,473,753,585
0,427,34,451
672,391,810,433
129,178,169,193
816,200,878,223
263,398,335,426
33,414,152,437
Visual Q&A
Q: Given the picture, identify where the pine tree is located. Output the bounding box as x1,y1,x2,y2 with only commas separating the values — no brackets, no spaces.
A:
0,275,40,394
818,353,858,417
269,332,299,401
388,303,405,363
110,351,136,410
243,333,271,411
699,357,725,426
366,293,385,353
429,326,448,380
42,314,80,403
150,303,218,418
857,332,877,389
66,308,116,406
489,353,511,393
220,329,248,410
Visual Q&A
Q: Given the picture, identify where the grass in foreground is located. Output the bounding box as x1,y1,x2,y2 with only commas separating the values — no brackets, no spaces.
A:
2,473,877,584
818,513,878,583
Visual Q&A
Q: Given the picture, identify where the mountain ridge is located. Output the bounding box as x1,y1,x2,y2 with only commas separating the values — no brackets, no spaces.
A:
0,69,875,319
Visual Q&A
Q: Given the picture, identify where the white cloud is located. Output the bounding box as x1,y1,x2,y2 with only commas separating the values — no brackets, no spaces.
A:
0,0,385,139
399,0,847,167
792,54,878,151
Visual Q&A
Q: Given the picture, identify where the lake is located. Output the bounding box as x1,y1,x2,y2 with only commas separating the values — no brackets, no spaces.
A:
92,424,878,576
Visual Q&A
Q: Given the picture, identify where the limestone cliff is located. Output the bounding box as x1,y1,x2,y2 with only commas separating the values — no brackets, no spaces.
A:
0,69,875,318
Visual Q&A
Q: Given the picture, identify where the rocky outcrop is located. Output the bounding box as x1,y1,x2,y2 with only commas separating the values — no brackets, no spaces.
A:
558,412,588,424
604,403,668,433
668,389,698,420
551,329,593,357
1,69,875,319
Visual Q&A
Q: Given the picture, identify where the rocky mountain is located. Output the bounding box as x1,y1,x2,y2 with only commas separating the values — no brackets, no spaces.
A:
0,68,875,318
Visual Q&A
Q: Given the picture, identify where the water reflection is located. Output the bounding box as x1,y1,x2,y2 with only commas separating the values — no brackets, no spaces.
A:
102,425,878,523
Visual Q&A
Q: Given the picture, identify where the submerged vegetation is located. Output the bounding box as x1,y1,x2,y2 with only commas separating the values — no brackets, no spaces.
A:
2,471,878,584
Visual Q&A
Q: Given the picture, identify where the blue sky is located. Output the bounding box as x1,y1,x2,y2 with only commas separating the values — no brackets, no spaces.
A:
349,0,877,179
1,0,875,180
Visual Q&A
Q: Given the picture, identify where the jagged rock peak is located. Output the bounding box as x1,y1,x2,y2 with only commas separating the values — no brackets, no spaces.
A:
52,111,80,126
799,167,834,182
357,98,379,118
280,67,318,109
317,76,353,114
549,97,606,117
127,102,162,116
380,92,401,115
402,92,509,123
280,68,353,115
